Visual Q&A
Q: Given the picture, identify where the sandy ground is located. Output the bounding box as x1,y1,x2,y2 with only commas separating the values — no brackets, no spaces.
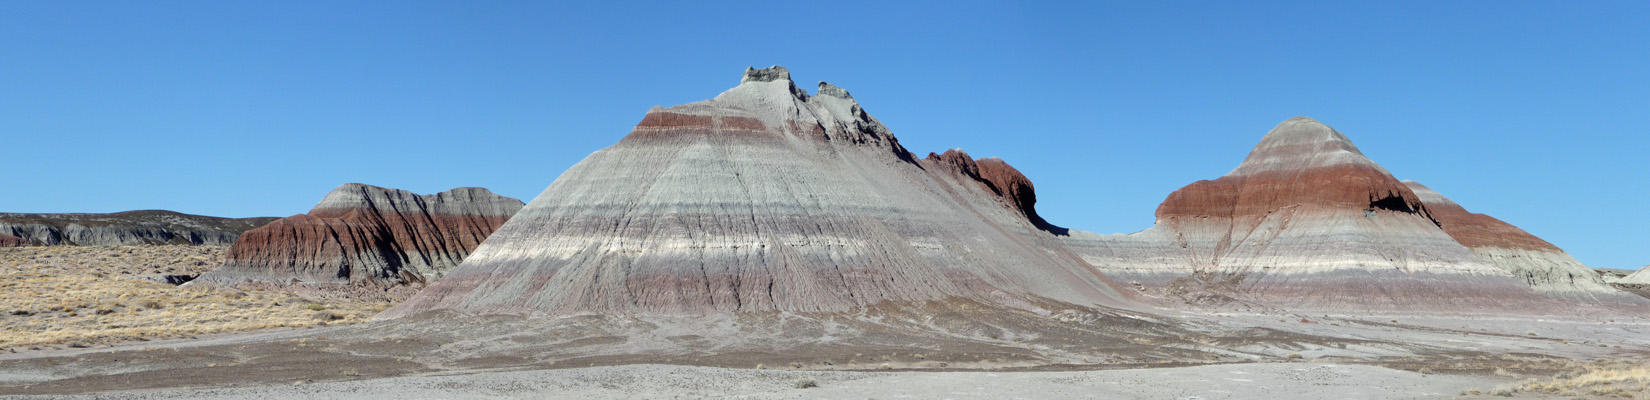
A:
3,245,1647,398
0,246,393,351
1,310,1644,398
0,362,1514,400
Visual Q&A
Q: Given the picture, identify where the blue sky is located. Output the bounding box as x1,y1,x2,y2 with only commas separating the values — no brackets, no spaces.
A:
2,1,1645,269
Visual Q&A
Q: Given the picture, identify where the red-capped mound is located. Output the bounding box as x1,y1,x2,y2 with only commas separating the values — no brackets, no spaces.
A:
1156,117,1427,219
1062,117,1556,312
197,184,523,286
0,233,24,247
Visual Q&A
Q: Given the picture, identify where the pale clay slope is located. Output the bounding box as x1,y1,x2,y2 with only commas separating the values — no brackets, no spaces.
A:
1621,267,1650,284
1403,181,1630,300
383,66,1128,317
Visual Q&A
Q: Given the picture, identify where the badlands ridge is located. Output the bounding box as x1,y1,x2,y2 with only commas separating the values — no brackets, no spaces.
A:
3,66,1645,397
381,66,1643,320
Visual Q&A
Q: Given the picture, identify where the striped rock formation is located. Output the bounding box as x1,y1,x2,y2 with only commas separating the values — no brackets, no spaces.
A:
0,210,278,246
1063,117,1555,311
1402,181,1641,302
382,66,1127,318
197,183,523,285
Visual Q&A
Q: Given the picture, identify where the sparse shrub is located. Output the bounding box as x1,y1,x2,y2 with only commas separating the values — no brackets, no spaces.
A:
1285,353,1303,360
794,378,817,389
304,304,326,311
142,300,163,309
1495,367,1517,378
1418,367,1433,375
311,311,341,321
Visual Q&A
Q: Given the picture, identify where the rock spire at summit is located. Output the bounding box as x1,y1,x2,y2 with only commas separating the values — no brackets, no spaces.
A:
740,65,792,83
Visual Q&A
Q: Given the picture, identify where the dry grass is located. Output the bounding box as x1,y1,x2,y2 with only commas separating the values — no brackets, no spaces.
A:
0,245,393,351
1507,361,1650,399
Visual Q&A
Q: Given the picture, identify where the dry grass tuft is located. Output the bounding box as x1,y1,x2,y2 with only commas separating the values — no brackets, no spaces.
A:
0,245,394,351
1509,361,1650,399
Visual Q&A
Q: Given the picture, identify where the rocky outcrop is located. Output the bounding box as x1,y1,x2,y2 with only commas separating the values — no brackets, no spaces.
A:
0,211,278,246
1063,117,1556,312
196,184,524,286
382,66,1129,318
1402,181,1640,302
0,234,24,247
925,149,1066,235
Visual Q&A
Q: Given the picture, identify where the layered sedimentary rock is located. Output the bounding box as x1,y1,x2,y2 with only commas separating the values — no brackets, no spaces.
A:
383,67,1128,318
1402,181,1639,302
0,211,278,246
1063,117,1554,311
196,184,524,285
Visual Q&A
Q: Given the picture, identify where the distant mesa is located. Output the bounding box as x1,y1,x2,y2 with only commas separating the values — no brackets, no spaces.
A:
195,183,524,287
382,66,1124,318
0,210,278,246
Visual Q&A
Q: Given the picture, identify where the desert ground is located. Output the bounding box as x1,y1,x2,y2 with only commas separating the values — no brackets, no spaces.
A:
0,246,395,352
2,245,1647,399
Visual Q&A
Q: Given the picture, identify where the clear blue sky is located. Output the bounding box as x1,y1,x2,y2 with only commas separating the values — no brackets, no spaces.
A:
2,1,1646,269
